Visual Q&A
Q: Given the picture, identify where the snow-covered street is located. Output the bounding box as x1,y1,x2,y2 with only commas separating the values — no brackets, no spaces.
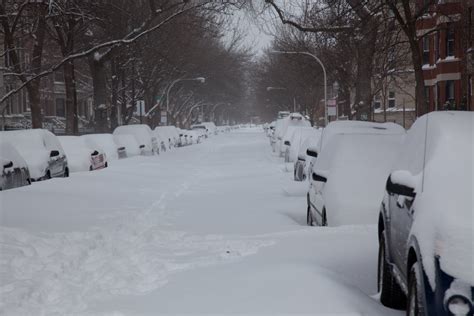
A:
1,128,402,315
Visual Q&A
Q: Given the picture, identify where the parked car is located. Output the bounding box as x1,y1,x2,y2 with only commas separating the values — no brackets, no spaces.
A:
293,129,322,181
113,125,159,155
154,126,179,149
0,129,69,181
58,136,107,172
82,134,124,161
378,111,473,316
191,124,209,138
307,121,405,227
113,134,141,157
201,122,217,135
0,140,31,191
282,126,316,162
274,113,311,156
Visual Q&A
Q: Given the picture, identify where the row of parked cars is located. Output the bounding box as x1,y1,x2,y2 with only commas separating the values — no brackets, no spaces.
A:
264,111,473,316
0,122,223,191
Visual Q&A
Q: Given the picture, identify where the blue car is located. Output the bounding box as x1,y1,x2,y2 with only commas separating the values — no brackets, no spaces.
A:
378,112,473,315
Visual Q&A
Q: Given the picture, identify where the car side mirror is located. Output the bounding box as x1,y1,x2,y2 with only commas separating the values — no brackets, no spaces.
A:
386,170,416,198
3,161,13,169
312,172,327,183
50,150,60,158
91,150,99,156
306,146,318,158
139,144,145,149
284,140,290,146
297,154,306,161
117,146,125,151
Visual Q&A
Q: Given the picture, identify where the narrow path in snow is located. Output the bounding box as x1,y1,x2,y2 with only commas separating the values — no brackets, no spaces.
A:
1,128,402,315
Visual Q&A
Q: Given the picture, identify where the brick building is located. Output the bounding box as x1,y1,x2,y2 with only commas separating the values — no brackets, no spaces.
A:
416,0,473,112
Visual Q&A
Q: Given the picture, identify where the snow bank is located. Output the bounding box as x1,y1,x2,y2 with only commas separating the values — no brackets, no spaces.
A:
82,134,119,161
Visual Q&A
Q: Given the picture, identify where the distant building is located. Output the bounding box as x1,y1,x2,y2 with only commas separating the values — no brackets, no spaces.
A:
416,0,473,112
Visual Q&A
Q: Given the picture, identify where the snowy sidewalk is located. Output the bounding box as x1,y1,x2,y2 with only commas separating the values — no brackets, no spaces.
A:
0,128,401,315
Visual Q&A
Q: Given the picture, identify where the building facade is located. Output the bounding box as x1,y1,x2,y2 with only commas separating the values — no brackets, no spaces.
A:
416,0,473,112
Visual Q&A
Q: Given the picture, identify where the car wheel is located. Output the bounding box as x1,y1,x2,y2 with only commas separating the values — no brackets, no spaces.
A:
89,165,93,171
407,262,426,316
63,167,69,178
378,234,406,309
45,170,52,180
105,162,108,168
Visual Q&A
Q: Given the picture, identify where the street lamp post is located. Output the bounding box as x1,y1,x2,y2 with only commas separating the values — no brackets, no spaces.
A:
145,76,205,125
270,51,328,126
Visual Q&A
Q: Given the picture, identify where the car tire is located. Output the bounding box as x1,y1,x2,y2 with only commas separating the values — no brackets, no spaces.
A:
45,170,52,180
63,168,69,178
105,162,108,168
407,262,426,316
378,234,406,309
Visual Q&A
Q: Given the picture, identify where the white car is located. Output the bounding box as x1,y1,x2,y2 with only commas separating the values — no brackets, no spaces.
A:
307,121,406,227
0,140,31,191
59,136,108,172
113,125,159,155
154,126,179,149
0,129,69,181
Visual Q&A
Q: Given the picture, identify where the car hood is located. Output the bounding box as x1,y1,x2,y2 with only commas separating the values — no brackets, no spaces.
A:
22,151,49,179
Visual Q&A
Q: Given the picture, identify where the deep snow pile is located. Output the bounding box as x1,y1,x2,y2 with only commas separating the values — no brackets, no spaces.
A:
0,128,401,315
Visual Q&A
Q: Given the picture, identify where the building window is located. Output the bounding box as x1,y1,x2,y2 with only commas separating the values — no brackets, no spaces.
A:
446,23,455,57
434,31,439,61
422,36,430,64
388,91,396,108
56,98,65,117
54,69,64,82
445,81,455,101
373,99,381,109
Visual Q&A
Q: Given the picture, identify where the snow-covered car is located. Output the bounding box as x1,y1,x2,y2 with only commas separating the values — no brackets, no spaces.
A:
82,134,123,161
273,113,311,155
0,140,31,191
307,121,405,227
377,111,473,316
0,129,69,181
277,111,290,119
154,126,179,149
282,126,315,163
113,125,159,155
113,134,141,157
191,124,209,138
294,129,323,181
183,130,201,144
58,136,107,172
201,122,217,135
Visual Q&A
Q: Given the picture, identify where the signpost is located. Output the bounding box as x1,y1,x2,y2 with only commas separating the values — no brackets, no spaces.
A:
160,110,167,125
327,99,337,117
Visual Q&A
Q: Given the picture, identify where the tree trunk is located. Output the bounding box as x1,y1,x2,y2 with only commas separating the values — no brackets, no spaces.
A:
354,22,378,120
409,38,427,116
89,58,109,132
27,81,43,128
64,61,78,134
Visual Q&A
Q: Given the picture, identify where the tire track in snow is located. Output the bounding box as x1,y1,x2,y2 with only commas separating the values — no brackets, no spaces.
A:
0,148,274,315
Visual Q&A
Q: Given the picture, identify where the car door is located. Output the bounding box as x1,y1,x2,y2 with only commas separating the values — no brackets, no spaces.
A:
387,191,414,276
